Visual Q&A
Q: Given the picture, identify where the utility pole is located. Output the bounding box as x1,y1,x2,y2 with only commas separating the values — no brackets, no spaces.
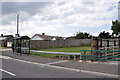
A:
17,15,19,35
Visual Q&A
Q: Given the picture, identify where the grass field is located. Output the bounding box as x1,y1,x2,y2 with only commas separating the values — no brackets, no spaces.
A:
30,46,91,58
0,47,11,49
38,46,91,53
30,52,65,58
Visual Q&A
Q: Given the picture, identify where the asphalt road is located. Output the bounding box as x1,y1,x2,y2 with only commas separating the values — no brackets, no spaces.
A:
0,51,119,79
2,59,104,78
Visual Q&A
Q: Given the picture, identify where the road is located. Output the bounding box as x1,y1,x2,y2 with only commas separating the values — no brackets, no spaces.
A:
0,50,119,79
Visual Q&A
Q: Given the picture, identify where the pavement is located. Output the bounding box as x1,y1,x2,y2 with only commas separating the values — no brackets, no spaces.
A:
0,50,120,78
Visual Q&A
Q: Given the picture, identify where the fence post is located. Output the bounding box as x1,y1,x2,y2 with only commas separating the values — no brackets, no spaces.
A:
107,40,109,47
100,39,102,49
112,46,115,59
105,46,107,59
114,40,116,46
91,38,99,61
119,40,120,48
91,38,99,51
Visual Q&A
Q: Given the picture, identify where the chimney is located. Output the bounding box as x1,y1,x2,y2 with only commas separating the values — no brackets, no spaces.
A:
42,33,45,35
1,34,3,37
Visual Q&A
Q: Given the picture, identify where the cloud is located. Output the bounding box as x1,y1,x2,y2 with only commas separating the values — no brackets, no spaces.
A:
42,1,117,30
2,2,52,15
1,1,118,37
41,15,59,21
2,2,53,25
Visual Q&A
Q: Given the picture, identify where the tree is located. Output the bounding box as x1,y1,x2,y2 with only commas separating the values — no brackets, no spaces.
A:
84,32,89,38
74,32,91,39
98,31,111,39
111,20,120,37
75,32,85,39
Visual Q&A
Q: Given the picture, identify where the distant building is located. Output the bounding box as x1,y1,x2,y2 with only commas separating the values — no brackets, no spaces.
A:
0,34,13,47
31,33,64,40
65,36,75,40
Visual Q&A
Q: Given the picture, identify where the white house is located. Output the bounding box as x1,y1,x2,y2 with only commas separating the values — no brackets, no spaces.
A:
31,33,58,40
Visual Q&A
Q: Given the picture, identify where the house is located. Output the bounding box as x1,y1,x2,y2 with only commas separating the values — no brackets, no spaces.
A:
31,33,63,40
31,33,56,40
0,34,13,47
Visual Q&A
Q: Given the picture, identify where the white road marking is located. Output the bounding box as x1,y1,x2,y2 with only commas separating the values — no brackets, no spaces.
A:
1,55,119,78
46,60,69,65
0,68,16,76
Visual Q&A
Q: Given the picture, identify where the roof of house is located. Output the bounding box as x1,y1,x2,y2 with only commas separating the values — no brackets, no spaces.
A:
32,34,58,40
1,35,13,37
0,35,13,41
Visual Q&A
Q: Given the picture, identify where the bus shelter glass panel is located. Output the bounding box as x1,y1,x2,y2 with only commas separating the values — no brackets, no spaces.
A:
21,39,30,54
13,36,30,54
17,39,21,53
13,38,21,53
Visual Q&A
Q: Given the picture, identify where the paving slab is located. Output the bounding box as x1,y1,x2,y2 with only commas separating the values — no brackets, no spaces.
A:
51,61,119,75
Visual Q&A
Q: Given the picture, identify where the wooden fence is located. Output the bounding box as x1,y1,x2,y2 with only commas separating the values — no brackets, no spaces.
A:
30,39,91,49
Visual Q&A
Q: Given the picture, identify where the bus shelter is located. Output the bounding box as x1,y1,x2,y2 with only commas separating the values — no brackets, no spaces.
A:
13,36,30,54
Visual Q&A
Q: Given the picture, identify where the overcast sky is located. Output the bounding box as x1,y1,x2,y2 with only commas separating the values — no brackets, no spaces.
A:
0,0,119,37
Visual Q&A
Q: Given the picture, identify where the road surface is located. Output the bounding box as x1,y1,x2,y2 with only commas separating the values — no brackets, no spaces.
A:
0,50,119,79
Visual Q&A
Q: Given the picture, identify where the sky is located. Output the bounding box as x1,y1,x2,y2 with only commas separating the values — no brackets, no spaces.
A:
0,0,119,37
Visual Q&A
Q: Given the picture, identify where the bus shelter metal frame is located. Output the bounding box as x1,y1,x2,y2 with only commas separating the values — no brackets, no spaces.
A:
13,36,30,54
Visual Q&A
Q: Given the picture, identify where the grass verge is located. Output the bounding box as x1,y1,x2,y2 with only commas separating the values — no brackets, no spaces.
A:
0,47,11,49
30,46,91,58
30,52,71,58
37,46,91,53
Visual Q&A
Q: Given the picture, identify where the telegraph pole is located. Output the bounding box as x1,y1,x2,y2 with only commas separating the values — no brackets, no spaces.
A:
17,15,19,35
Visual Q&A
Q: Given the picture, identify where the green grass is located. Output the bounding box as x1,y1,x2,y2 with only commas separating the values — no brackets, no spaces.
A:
0,47,11,49
38,46,91,53
30,52,70,58
30,46,91,58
